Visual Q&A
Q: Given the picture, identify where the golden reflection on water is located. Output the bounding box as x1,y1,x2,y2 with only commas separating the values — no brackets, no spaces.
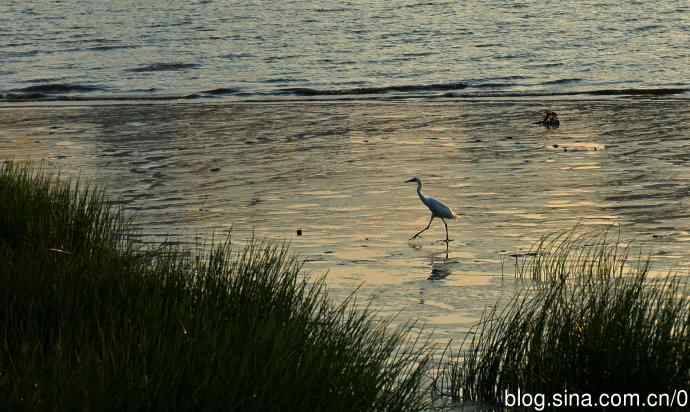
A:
2,100,690,343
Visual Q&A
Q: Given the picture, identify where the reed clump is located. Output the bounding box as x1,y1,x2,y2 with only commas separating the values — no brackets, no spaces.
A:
0,162,431,412
439,229,690,409
516,227,645,282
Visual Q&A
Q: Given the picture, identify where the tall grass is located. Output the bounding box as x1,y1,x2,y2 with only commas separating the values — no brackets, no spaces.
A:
0,162,431,412
515,227,646,282
439,229,690,408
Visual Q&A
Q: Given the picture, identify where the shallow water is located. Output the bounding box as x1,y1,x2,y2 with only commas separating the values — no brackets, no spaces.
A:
2,99,690,344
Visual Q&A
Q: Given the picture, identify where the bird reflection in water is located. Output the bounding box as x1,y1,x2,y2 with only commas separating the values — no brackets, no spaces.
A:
419,250,457,304
408,239,454,281
428,249,452,281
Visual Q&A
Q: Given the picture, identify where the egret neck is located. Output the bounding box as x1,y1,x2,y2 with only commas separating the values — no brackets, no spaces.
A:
415,180,426,203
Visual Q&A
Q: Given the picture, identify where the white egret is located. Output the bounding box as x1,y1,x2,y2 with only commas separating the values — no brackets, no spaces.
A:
405,177,456,242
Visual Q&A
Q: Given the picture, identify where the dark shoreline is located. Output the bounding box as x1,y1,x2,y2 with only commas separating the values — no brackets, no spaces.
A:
2,85,689,105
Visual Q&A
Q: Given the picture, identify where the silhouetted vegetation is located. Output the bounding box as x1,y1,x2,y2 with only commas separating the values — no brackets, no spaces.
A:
437,230,690,410
0,162,431,412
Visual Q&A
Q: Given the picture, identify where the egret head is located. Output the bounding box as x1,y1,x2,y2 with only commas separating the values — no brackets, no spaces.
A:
405,177,420,184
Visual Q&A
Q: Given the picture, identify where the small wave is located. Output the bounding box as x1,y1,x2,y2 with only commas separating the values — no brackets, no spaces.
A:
265,55,303,63
314,7,350,13
278,82,468,96
10,83,106,94
200,87,242,96
538,78,584,86
4,42,32,48
528,62,564,68
466,76,530,89
126,63,202,73
633,24,662,32
0,92,192,103
472,82,522,89
3,50,40,58
587,88,688,96
259,78,307,84
401,2,448,9
2,92,50,101
400,52,435,58
495,53,532,60
446,87,689,98
86,45,136,51
221,52,254,59
16,78,71,87
469,75,530,82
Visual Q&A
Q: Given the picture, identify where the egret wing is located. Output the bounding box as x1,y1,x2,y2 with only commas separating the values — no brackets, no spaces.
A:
424,196,455,219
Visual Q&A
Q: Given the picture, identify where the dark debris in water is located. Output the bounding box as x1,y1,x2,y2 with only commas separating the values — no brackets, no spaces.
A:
536,110,560,128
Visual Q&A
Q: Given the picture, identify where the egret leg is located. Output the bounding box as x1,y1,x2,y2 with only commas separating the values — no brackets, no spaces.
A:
442,218,449,243
411,215,434,240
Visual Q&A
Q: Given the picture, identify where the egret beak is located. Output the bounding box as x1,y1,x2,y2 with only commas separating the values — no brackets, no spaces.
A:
405,178,416,183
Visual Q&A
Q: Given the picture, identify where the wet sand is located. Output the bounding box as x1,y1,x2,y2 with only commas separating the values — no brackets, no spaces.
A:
2,100,689,343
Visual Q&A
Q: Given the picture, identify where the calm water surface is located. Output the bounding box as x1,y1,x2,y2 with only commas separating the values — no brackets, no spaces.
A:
2,99,690,344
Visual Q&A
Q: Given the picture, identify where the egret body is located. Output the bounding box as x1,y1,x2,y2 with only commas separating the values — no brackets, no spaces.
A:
405,177,456,242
